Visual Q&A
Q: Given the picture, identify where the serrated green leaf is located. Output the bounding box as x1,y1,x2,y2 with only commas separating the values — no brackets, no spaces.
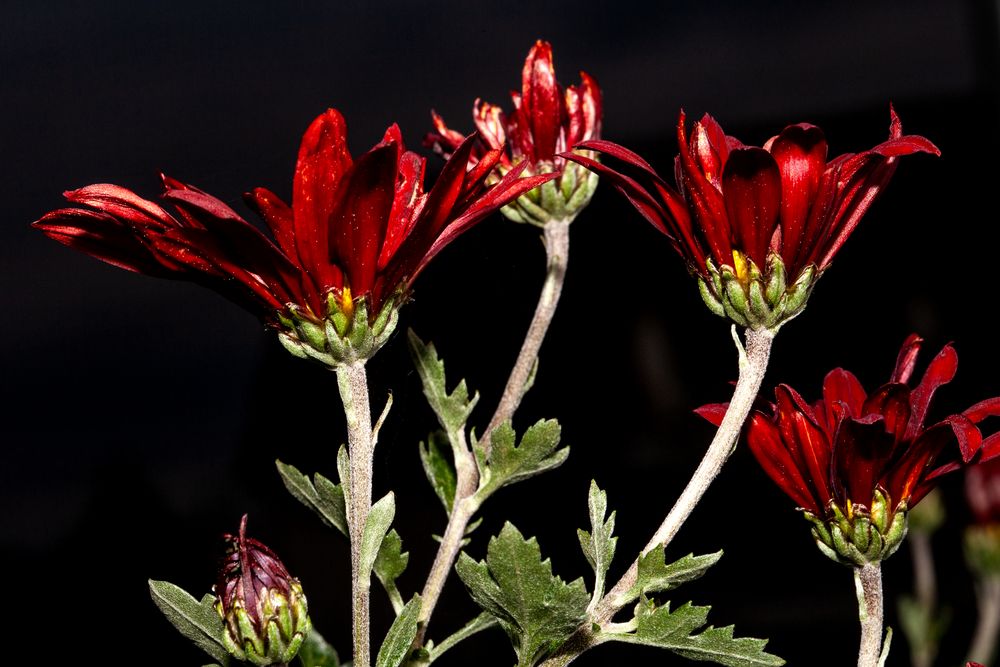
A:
475,420,568,500
148,580,230,664
376,595,422,667
408,330,479,436
360,493,395,584
609,599,784,666
455,523,589,666
277,460,348,536
419,431,457,513
622,549,723,604
374,529,409,614
577,480,617,604
297,627,340,667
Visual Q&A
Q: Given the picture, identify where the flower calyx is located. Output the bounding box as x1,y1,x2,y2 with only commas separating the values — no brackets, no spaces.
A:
806,491,908,567
501,157,599,227
277,288,400,368
214,515,311,666
698,251,817,330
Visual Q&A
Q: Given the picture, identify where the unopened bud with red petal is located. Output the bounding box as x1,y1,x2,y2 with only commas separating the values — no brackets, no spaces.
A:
215,515,311,666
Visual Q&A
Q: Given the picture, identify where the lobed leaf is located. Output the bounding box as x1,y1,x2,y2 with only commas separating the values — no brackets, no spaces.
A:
622,549,723,604
419,431,457,513
408,330,479,437
475,419,568,500
577,480,617,604
455,523,589,666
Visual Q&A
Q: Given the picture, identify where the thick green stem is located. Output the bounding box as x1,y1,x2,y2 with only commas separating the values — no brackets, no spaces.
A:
540,326,774,666
415,218,571,646
337,361,374,667
856,563,886,667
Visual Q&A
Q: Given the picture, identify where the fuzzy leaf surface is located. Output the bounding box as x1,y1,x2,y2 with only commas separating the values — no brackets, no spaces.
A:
622,549,723,604
360,493,396,584
376,595,422,667
408,330,479,436
297,627,340,667
476,420,568,500
577,480,617,602
148,580,229,664
610,599,784,666
419,431,457,513
374,529,409,613
455,523,589,666
277,460,348,536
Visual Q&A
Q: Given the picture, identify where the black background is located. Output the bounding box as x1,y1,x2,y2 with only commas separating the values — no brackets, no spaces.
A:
3,1,999,665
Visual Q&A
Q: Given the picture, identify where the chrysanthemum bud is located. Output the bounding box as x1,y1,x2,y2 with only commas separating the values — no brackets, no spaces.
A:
215,515,311,666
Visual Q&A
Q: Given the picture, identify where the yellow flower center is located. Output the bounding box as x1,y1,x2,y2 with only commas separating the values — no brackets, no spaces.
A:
732,250,750,286
340,286,355,320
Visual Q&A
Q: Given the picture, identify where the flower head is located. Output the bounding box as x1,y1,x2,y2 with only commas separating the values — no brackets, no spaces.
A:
700,335,1000,565
426,40,602,225
565,108,939,329
215,515,310,666
34,108,555,365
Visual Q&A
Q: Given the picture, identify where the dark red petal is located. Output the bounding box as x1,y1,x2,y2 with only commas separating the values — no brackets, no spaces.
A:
472,99,507,152
64,183,177,230
982,432,1000,461
328,142,397,300
891,334,924,383
379,151,426,270
565,71,601,147
293,109,353,289
905,343,958,439
822,368,867,426
776,385,833,507
691,115,730,189
766,124,827,268
694,403,729,426
963,397,1000,424
676,111,733,266
425,110,468,157
861,383,912,441
33,208,176,276
747,412,822,514
521,40,562,161
722,148,782,267
884,422,952,506
573,139,662,181
966,457,1000,523
245,187,298,262
835,415,895,508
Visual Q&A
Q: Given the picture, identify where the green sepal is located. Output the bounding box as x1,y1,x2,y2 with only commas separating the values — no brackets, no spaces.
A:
375,595,422,667
148,580,230,664
419,431,457,513
604,598,785,666
764,254,786,305
540,176,565,221
577,480,617,603
276,460,347,536
698,278,726,318
475,419,569,501
455,523,590,666
621,549,723,605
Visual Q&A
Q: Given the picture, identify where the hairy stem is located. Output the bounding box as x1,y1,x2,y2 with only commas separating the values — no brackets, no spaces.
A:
539,327,774,667
337,361,375,667
856,563,886,667
415,218,571,645
968,576,1000,665
595,327,773,620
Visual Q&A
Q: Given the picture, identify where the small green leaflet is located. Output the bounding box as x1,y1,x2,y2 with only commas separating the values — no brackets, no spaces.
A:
374,529,409,614
297,627,340,667
375,595,422,667
577,480,617,605
475,420,568,501
621,549,723,605
419,431,457,513
407,330,479,437
148,580,229,664
608,599,784,667
276,460,348,537
360,493,396,586
455,523,589,667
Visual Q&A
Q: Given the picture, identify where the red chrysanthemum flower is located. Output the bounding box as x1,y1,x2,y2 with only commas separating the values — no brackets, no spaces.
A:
34,109,555,365
700,335,1000,565
426,40,602,225
565,109,939,329
215,515,310,664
